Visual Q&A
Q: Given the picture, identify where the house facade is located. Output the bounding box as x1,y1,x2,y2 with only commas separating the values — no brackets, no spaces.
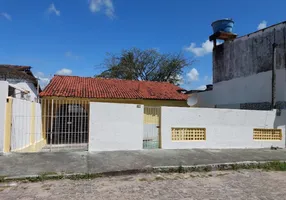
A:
0,65,39,102
196,21,286,110
39,75,188,149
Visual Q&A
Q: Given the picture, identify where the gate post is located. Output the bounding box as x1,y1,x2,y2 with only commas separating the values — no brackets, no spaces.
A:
0,81,9,153
4,97,12,153
50,99,54,152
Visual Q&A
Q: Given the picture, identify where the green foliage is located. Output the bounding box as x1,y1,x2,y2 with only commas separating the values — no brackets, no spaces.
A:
178,163,184,173
96,48,193,85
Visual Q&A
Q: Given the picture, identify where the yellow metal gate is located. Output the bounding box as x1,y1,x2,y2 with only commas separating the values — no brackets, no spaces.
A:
143,106,161,149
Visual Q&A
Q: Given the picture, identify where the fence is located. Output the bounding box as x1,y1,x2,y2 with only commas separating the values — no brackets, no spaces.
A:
1,99,286,153
7,97,45,152
41,99,89,151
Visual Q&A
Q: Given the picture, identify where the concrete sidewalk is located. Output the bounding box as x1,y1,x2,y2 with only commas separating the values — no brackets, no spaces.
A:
1,149,286,178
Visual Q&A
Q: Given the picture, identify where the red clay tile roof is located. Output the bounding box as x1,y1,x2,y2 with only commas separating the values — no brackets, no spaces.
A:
40,75,188,100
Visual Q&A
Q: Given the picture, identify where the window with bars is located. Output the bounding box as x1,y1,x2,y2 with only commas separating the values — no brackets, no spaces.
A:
172,128,206,141
253,128,282,140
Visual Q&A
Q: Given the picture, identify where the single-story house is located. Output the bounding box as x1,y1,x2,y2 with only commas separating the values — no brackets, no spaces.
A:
39,75,188,146
0,64,40,102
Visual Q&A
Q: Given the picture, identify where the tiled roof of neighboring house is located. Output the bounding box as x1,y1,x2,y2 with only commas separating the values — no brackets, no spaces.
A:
0,64,37,83
40,75,188,100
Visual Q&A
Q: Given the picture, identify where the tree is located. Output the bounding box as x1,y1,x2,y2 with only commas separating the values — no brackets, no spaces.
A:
95,48,193,85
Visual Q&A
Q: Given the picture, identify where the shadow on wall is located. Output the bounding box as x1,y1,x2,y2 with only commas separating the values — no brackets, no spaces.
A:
274,109,286,146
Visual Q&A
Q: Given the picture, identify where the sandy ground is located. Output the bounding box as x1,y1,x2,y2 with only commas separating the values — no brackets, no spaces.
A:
1,170,286,200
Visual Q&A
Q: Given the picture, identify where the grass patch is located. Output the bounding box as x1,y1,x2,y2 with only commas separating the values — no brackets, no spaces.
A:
154,176,164,181
178,164,184,173
260,161,286,171
0,176,5,183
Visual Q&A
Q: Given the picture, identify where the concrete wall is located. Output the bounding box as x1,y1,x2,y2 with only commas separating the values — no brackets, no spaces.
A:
89,102,144,151
0,81,8,153
195,91,215,108
207,22,286,110
213,22,286,83
161,107,285,149
11,99,31,150
196,69,286,109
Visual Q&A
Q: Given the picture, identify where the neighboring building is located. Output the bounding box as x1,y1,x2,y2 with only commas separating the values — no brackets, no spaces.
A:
40,75,188,107
0,65,40,102
196,21,286,110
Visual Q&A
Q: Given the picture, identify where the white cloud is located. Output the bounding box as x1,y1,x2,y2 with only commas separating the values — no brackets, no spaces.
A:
187,68,199,81
1,12,11,21
35,69,72,88
89,0,115,18
257,20,267,30
56,68,72,75
169,74,183,85
176,75,184,85
35,72,51,88
185,40,214,57
65,51,80,60
196,85,207,90
47,3,60,16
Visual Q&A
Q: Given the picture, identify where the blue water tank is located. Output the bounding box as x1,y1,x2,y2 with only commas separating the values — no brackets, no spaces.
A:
211,19,234,33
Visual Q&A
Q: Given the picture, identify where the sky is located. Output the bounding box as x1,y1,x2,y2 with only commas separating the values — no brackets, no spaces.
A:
0,0,286,89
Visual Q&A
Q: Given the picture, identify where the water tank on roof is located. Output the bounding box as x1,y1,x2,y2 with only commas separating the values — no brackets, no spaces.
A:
211,19,234,33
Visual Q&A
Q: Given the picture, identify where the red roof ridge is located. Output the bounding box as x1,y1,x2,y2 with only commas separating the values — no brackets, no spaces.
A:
54,75,181,85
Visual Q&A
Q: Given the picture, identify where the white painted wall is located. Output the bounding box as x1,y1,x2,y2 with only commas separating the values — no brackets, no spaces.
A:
89,102,144,151
196,69,286,108
195,91,215,108
10,99,42,151
11,99,32,150
8,80,38,102
161,107,286,149
0,81,8,153
35,103,42,142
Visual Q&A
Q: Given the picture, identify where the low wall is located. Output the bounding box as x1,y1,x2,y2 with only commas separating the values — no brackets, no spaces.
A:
89,102,144,151
161,107,286,149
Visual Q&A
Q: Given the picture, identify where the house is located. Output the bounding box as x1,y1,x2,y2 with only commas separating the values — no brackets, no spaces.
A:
195,21,286,110
0,65,40,102
39,75,188,148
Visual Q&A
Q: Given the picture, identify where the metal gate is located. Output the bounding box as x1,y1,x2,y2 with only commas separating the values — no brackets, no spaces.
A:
41,99,89,151
143,106,161,149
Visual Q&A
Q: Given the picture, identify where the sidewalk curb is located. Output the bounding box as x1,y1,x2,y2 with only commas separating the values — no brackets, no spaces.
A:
2,160,286,182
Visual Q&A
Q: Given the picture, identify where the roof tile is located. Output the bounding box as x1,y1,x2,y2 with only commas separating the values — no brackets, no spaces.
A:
40,75,187,100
